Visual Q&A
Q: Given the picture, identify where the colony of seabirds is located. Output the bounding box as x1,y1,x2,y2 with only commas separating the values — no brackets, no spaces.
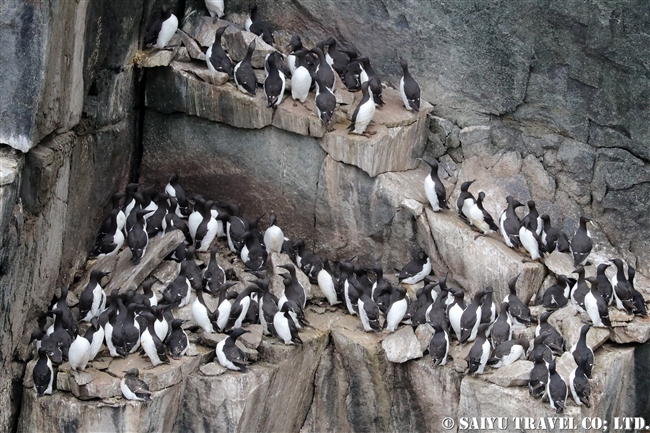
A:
29,0,647,415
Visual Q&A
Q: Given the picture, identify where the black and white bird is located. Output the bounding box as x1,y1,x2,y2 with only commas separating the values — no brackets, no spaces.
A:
528,350,549,399
571,266,589,314
447,288,466,341
459,290,485,343
167,319,189,359
291,49,312,104
144,7,179,50
569,357,591,408
33,348,54,397
192,284,218,333
570,324,594,378
204,0,225,18
234,40,257,96
529,334,553,364
229,285,260,330
429,321,450,367
519,211,542,261
164,174,189,217
245,4,274,45
313,74,336,128
140,312,169,367
68,332,92,371
206,26,234,76
195,200,218,252
541,275,572,310
121,368,152,402
93,209,125,257
317,258,339,306
584,276,611,327
321,37,348,77
596,263,614,305
487,337,529,368
217,328,250,371
570,216,593,267
359,57,383,106
127,209,153,263
469,192,499,236
547,358,568,413
399,57,420,111
610,258,635,313
536,312,565,356
503,274,531,326
204,245,226,293
162,261,192,308
420,158,449,212
274,302,302,345
455,180,476,224
353,280,381,332
628,265,648,316
384,286,408,332
264,52,286,108
466,324,491,374
398,251,431,285
293,240,323,282
540,214,570,254
286,35,303,74
263,212,284,254
78,270,109,322
490,302,512,349
499,196,524,249
85,318,104,362
347,81,376,135
312,46,336,92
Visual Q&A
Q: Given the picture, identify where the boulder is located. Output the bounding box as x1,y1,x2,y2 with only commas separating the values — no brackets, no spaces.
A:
101,230,185,294
483,360,533,387
271,99,328,138
422,207,546,302
239,324,263,349
610,316,650,344
182,16,242,48
177,30,205,61
134,48,176,68
107,353,203,392
169,61,230,86
415,324,433,353
547,305,610,350
382,326,423,363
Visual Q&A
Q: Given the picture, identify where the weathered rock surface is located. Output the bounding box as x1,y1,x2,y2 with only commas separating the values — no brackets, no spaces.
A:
134,48,177,68
382,326,423,363
141,109,325,245
483,360,533,387
222,30,276,69
320,89,432,177
421,207,546,301
547,304,610,350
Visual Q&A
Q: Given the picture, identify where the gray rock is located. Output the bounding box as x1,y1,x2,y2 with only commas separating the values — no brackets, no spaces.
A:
422,208,546,303
547,304,610,350
134,48,177,68
320,88,432,177
610,316,650,344
173,47,191,62
107,353,202,392
521,154,556,202
17,379,186,433
199,332,227,348
239,324,263,349
483,360,533,387
68,370,122,400
314,156,427,270
182,16,241,48
178,30,205,61
101,230,185,294
145,66,272,129
382,326,423,363
271,98,328,138
222,31,276,69
414,324,433,353
199,362,227,376
169,60,229,86
140,109,326,250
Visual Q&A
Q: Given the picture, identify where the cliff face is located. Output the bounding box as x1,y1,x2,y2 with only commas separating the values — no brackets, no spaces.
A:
1,0,650,432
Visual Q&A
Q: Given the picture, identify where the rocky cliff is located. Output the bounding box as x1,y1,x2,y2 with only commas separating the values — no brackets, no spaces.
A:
1,0,650,432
